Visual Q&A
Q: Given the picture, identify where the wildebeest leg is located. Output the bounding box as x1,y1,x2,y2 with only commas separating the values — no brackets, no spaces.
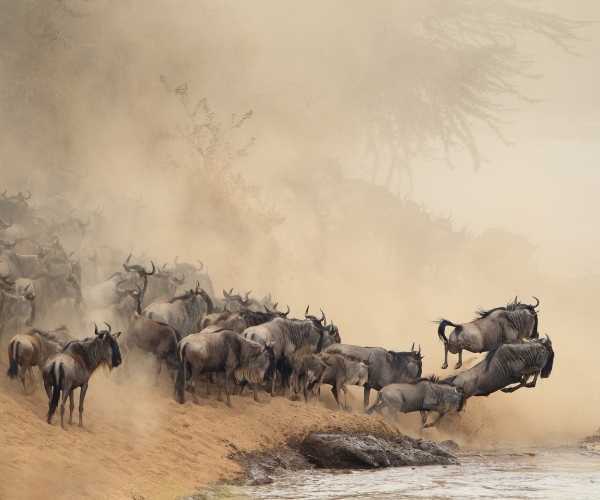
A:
44,377,52,400
270,370,277,397
423,412,446,428
155,358,162,386
454,350,463,370
441,344,449,370
68,391,75,424
224,370,232,407
420,411,428,428
18,365,27,393
331,386,340,407
252,383,259,402
191,371,200,404
363,386,371,410
60,387,71,430
341,384,349,411
78,383,88,427
524,373,539,388
501,381,526,393
27,368,37,394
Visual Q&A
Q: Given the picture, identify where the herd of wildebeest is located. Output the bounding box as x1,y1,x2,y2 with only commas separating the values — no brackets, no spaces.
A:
0,190,554,431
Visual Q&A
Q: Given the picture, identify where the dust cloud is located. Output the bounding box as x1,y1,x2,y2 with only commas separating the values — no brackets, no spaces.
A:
1,0,599,485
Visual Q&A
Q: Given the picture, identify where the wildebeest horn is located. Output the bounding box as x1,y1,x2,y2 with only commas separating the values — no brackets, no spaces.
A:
146,261,156,276
94,323,99,335
264,305,272,313
273,302,279,310
104,322,112,333
305,305,310,316
123,253,133,271
531,296,540,309
411,342,415,352
320,309,326,324
284,305,290,316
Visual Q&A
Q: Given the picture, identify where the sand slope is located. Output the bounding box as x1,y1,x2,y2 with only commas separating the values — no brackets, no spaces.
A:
0,362,397,500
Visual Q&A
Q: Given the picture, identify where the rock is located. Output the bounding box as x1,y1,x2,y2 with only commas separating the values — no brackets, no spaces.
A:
232,447,312,485
299,432,458,469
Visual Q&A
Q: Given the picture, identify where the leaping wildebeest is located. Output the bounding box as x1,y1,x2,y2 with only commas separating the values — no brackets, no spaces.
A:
43,323,122,429
324,343,423,409
366,377,465,428
442,336,554,399
437,297,540,370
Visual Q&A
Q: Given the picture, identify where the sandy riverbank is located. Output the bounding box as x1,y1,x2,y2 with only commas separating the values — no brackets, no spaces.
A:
0,361,404,500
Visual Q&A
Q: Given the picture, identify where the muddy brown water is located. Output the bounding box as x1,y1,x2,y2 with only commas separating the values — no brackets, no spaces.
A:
234,447,600,499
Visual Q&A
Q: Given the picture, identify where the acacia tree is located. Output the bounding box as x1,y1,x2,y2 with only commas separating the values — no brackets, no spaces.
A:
351,0,584,190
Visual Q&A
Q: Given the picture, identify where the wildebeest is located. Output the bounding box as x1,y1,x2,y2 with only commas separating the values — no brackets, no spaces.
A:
122,285,181,383
43,323,122,429
6,326,71,392
437,296,540,369
442,336,554,398
288,351,327,402
201,304,290,333
242,316,341,395
366,378,465,428
143,282,211,336
175,329,272,405
319,353,369,409
324,343,423,409
0,283,36,335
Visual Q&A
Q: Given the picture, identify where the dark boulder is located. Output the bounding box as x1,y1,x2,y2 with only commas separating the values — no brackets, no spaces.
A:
300,432,457,469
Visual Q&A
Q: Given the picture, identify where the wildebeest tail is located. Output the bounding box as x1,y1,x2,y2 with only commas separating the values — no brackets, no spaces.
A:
366,392,385,415
47,361,64,421
437,319,459,343
174,343,188,404
6,340,19,378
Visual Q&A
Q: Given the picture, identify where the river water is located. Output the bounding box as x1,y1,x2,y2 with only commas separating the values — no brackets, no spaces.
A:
235,446,600,499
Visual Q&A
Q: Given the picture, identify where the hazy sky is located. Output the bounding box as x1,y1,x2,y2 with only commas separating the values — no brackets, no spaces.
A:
411,1,600,276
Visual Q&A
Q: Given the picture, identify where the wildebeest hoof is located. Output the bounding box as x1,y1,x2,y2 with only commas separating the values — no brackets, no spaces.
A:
454,362,462,369
441,363,448,369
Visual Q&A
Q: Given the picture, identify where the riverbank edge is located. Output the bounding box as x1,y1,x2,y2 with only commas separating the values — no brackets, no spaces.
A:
178,427,459,499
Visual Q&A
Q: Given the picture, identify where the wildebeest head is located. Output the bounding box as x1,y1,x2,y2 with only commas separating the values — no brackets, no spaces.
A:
389,349,423,379
304,305,326,327
539,334,554,379
264,303,290,318
93,322,123,368
122,253,156,278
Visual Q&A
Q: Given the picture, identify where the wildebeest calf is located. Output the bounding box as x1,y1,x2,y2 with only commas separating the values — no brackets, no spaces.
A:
367,378,465,428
